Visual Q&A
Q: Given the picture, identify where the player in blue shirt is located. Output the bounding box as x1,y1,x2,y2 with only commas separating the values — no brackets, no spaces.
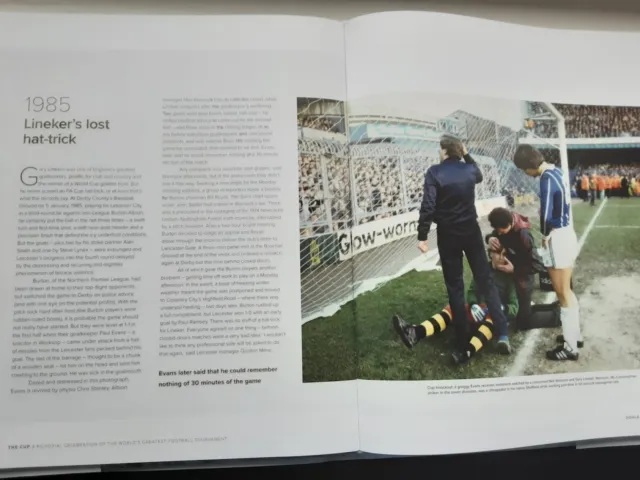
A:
513,144,581,361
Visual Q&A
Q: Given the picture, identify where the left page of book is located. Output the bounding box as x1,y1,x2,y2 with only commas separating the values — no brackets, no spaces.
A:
0,12,359,469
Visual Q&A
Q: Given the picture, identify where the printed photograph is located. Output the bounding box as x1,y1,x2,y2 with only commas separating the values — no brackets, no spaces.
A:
298,94,640,382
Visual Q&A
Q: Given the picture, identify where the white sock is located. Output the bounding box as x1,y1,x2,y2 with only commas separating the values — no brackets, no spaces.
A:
560,306,580,351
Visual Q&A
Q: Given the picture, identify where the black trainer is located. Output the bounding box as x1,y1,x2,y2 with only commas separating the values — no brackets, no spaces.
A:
392,314,419,349
546,344,579,361
451,350,470,365
556,335,584,348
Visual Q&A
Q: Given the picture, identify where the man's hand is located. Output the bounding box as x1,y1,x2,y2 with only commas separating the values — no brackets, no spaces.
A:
542,237,548,248
496,257,514,274
488,237,501,251
417,240,429,254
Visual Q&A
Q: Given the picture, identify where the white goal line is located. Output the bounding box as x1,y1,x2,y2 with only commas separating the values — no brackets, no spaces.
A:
593,225,640,229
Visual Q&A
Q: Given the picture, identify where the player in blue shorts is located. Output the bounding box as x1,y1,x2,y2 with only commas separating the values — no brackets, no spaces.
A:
513,144,582,361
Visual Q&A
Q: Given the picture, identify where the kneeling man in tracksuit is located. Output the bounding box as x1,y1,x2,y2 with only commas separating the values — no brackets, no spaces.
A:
486,207,539,330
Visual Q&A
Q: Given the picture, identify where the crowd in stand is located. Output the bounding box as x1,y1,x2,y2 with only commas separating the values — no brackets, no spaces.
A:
298,106,640,239
559,105,640,138
577,163,640,178
350,156,404,220
299,147,503,237
526,104,640,139
297,115,343,133
297,110,510,237
299,152,420,237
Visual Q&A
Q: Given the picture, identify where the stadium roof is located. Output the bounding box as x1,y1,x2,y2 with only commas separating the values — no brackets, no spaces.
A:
349,91,525,132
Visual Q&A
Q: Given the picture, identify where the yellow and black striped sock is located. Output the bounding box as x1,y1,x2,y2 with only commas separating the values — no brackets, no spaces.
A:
467,317,494,357
416,307,452,340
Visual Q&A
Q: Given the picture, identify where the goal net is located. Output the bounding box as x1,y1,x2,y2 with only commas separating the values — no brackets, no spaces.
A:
298,96,566,324
298,98,353,322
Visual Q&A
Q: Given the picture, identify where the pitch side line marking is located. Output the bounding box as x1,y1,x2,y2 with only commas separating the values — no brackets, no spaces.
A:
505,198,608,378
593,225,640,228
599,204,639,207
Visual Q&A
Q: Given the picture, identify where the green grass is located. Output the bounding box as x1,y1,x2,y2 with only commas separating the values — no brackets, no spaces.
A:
570,198,640,294
302,198,638,382
572,202,592,237
301,301,358,381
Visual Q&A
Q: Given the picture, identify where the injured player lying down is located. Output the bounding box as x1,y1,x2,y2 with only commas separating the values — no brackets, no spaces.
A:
393,249,517,365
392,249,563,365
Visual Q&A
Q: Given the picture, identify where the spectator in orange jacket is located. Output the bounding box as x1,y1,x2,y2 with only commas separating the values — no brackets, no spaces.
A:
597,175,606,199
581,174,589,201
604,176,612,198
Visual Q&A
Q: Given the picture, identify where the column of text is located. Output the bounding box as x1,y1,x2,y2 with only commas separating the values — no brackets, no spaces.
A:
11,166,146,395
159,97,284,360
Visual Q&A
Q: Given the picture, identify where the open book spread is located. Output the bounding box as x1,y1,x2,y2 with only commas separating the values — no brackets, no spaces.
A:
2,10,640,470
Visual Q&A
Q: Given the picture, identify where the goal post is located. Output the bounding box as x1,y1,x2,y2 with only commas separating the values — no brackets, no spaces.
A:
520,101,572,229
543,102,571,193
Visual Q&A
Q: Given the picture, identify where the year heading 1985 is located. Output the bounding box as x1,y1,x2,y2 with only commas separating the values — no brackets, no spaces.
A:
22,96,112,146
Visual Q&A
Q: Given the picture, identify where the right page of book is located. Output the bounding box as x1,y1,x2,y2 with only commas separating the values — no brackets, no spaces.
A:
339,11,640,454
